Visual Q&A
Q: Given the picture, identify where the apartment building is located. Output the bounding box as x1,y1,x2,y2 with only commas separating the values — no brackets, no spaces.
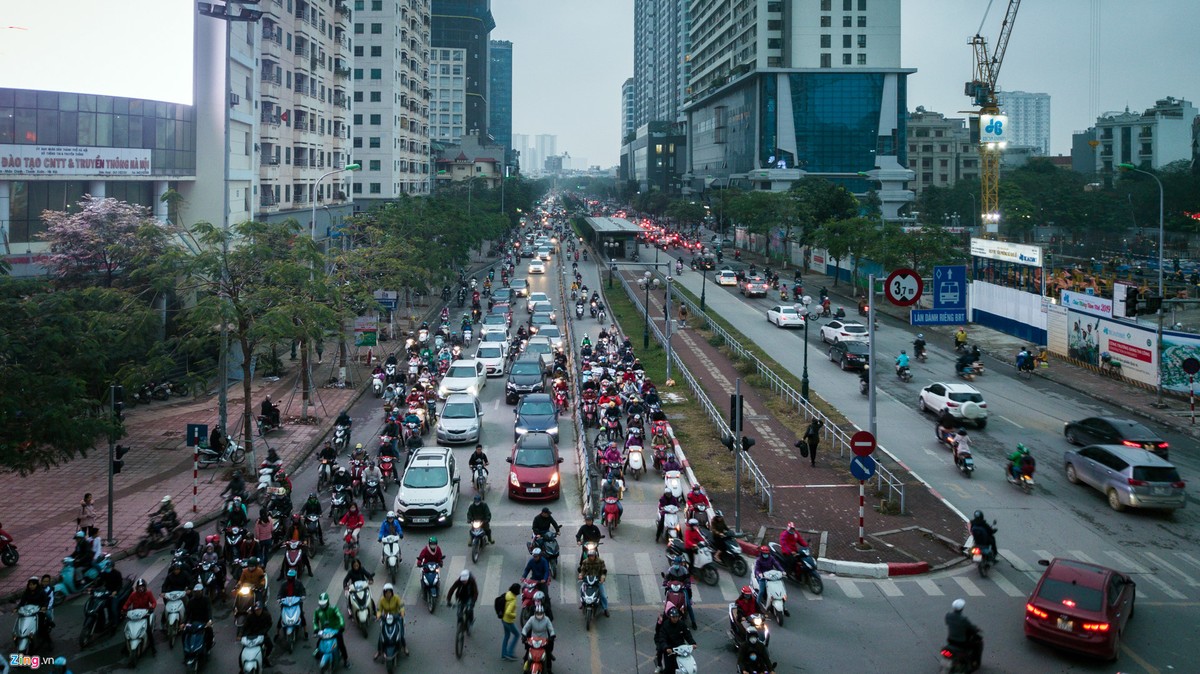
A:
905,106,976,193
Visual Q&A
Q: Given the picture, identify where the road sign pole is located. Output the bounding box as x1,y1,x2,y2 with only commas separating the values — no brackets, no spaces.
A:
859,480,866,546
1191,375,1195,425
868,273,876,440
734,378,742,534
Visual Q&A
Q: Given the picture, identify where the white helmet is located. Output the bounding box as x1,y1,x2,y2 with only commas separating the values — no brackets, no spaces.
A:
161,496,172,504
183,521,194,530
952,598,966,612
386,511,396,519
383,583,395,592
460,570,471,581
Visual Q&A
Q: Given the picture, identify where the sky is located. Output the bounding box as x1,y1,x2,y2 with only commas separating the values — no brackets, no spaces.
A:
491,0,1198,169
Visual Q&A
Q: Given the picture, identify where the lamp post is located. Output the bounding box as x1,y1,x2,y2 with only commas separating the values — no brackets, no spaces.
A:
800,294,811,400
1119,163,1166,407
700,265,708,312
638,271,660,350
604,240,619,288
312,163,361,243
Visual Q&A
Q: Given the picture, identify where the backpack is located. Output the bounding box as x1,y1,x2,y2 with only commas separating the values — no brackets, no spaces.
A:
494,593,507,619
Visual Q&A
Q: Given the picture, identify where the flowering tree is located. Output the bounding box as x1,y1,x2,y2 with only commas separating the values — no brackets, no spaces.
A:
39,195,168,288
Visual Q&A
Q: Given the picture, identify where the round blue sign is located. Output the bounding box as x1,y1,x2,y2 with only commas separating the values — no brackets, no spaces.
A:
850,455,877,481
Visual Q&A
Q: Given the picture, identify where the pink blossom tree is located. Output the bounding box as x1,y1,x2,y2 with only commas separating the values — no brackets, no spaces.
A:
39,195,168,288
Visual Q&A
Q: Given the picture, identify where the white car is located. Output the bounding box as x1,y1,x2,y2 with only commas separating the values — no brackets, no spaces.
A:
510,278,529,297
528,260,546,274
537,247,552,260
767,305,805,328
437,359,486,398
527,292,550,312
475,343,506,377
480,314,509,337
918,382,989,429
819,320,869,344
435,393,483,445
524,336,556,371
393,446,460,526
716,269,738,286
538,324,564,351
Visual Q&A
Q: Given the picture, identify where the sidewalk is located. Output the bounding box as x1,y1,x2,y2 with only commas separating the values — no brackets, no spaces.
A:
617,268,964,573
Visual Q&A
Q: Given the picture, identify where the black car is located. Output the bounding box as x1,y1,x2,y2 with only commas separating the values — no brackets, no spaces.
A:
514,393,560,442
828,341,871,371
1064,416,1170,459
505,355,545,404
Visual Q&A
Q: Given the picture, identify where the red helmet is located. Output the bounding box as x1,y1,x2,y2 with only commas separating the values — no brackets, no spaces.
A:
740,585,755,597
759,545,770,556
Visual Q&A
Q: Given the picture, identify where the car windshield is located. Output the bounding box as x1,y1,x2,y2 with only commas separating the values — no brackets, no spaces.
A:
540,327,561,338
477,347,502,359
529,293,549,303
483,333,505,343
515,447,557,467
403,466,448,489
1037,579,1103,612
493,289,512,299
845,343,870,354
447,366,477,379
511,280,527,288
948,392,984,403
1132,466,1181,483
527,343,551,355
779,307,798,315
842,325,868,334
490,306,510,316
520,401,555,416
511,362,541,375
483,316,506,325
532,315,552,325
442,403,476,419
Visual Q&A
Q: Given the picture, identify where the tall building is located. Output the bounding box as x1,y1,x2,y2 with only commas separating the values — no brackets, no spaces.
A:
351,0,432,208
428,47,468,143
256,0,356,231
632,0,690,128
488,40,513,170
534,134,557,176
682,0,914,218
431,0,495,141
621,78,637,142
996,90,1050,155
1079,97,1198,174
511,132,528,172
905,107,976,194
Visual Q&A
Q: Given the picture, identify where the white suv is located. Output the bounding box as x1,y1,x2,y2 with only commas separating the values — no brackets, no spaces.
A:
393,446,460,526
918,382,988,429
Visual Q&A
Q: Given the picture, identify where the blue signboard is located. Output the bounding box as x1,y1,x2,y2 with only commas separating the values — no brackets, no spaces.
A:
911,309,968,326
849,455,877,481
186,423,208,448
932,265,967,311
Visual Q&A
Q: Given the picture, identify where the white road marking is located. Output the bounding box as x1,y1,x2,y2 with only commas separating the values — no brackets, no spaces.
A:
636,553,660,607
952,576,985,597
1141,552,1200,587
1100,550,1186,600
481,552,502,600
916,579,944,596
1174,552,1200,573
997,415,1025,429
989,571,1026,598
876,579,903,597
836,579,863,598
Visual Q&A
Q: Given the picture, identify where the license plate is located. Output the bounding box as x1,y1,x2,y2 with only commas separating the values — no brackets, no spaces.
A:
1056,617,1073,631
526,487,542,493
411,517,430,524
1153,487,1167,495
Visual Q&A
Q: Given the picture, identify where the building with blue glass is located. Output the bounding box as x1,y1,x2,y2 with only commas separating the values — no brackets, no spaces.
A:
488,40,514,171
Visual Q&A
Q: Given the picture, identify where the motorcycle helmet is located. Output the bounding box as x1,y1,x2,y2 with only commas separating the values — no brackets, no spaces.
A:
428,536,438,546
135,578,147,589
687,519,699,527
973,510,984,521
1016,443,1029,455
786,521,796,530
75,531,86,539
386,511,396,519
917,333,924,339
759,545,771,556
473,494,482,503
534,604,546,616
587,548,598,558
691,485,701,493
383,583,394,592
584,513,594,522
532,548,543,556
460,570,471,581
252,602,263,611
183,521,194,530
318,593,330,607
901,349,907,355
740,585,755,598
355,443,363,450
161,496,172,504
666,607,681,618
952,598,966,612
233,496,242,503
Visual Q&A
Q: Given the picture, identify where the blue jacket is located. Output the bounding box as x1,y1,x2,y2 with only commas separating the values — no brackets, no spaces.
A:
523,556,551,582
378,519,404,540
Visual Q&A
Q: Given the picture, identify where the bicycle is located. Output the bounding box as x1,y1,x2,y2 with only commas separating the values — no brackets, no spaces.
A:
453,598,474,659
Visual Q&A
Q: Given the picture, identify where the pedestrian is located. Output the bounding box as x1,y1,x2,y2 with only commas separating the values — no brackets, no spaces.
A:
678,304,689,323
77,493,97,537
254,511,274,564
796,418,823,468
500,581,520,661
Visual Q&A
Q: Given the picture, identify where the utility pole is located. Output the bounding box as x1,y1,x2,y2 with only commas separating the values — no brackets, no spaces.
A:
868,274,877,439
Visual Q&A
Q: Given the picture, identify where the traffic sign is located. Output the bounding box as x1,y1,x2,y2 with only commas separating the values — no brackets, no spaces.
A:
1184,358,1200,375
932,265,967,311
910,309,968,326
850,430,876,457
850,455,877,480
186,423,208,448
885,268,922,306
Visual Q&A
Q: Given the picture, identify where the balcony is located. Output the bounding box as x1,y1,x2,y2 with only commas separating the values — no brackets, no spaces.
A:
259,192,280,209
335,67,351,80
335,2,351,18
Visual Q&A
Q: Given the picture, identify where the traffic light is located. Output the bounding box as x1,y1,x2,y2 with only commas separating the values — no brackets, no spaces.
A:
1125,287,1140,317
1143,295,1163,314
112,444,130,474
740,436,756,453
721,434,737,452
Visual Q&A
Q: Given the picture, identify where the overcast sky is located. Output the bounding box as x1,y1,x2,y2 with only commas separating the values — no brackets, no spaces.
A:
492,0,1198,169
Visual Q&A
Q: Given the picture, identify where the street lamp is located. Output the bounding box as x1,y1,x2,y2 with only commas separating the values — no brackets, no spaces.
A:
603,240,620,288
638,271,661,350
312,163,361,242
799,294,811,400
1119,162,1166,407
700,264,709,312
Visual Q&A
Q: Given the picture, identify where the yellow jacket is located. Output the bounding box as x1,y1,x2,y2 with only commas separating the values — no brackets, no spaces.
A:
378,592,403,616
503,590,518,624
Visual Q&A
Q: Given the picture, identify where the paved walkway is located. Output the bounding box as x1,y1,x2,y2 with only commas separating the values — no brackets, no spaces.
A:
613,266,963,569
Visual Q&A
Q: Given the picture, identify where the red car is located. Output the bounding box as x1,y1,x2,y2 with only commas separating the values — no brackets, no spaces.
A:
506,432,564,501
1024,557,1136,661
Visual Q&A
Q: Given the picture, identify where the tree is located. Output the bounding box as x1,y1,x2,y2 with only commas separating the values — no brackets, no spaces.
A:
814,217,874,288
870,224,963,276
666,200,706,233
39,195,169,289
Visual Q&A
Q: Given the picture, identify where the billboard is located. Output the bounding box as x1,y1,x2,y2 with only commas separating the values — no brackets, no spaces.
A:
0,1,195,105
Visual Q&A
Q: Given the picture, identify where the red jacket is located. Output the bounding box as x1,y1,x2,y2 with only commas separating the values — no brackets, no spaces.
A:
683,527,704,550
339,510,365,530
416,546,444,567
123,590,157,612
780,530,808,556
735,596,757,619
686,492,709,510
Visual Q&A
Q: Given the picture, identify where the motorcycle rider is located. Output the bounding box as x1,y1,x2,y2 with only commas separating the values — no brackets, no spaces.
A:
753,546,786,613
522,548,554,621
18,576,52,646
656,489,680,541
335,410,352,431
446,569,480,625
176,521,200,559
150,496,179,539
313,592,349,668
710,510,734,563
342,559,375,597
301,494,324,545
376,441,399,481
375,582,407,659
521,603,556,673
578,547,609,617
969,511,998,563
237,557,267,601
953,429,973,465
654,607,697,674
945,598,982,667
662,453,682,473
465,495,494,544
731,585,758,632
954,327,968,351
575,514,602,565
361,461,384,508
468,444,489,480
936,409,960,443
683,519,705,571
685,485,710,521
121,578,158,655
1007,444,1036,481
331,465,353,494
779,522,809,576
858,364,871,391
161,563,194,595
72,530,95,571
223,469,248,503
913,333,927,360
377,512,404,552
183,583,214,653
97,555,126,625
532,507,562,538
895,350,910,376
662,555,696,629
955,350,975,376
260,396,281,429
737,627,773,674
416,537,445,570
244,602,275,667
339,503,365,543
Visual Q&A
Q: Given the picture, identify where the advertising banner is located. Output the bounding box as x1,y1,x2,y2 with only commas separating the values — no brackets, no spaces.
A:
1061,290,1113,317
0,144,152,177
970,237,1042,267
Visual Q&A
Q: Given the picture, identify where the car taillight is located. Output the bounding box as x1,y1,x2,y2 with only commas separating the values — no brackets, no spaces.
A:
1157,442,1170,449
946,402,959,407
1121,440,1141,448
1172,481,1187,488
1025,604,1049,620
939,649,954,659
1127,478,1148,487
1081,622,1110,632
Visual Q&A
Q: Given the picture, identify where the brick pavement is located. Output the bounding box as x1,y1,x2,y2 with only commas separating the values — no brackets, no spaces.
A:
617,269,964,568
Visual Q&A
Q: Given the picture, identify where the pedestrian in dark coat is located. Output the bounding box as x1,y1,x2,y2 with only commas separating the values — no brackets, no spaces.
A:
796,418,823,467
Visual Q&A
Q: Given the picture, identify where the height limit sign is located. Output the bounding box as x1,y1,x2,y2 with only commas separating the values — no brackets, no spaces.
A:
885,268,922,307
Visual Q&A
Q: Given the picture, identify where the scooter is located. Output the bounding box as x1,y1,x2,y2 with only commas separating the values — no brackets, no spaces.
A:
163,589,187,648
240,634,265,673
470,520,489,564
11,604,44,655
123,608,153,666
538,530,562,579
728,605,771,651
53,556,102,600
329,484,350,522
939,629,983,673
758,569,788,626
964,531,998,579
656,504,681,544
379,456,396,489
955,445,976,478
182,621,209,673
232,582,262,637
372,375,385,398
333,424,350,452
135,519,182,558
602,496,621,538
0,532,19,566
316,627,342,673
379,612,404,674
525,635,551,674
663,579,688,616
342,530,359,571
692,541,721,586
279,540,307,578
669,643,698,674
196,435,246,468
80,584,126,648
896,365,913,383
347,579,374,637
381,534,403,581
278,595,304,652
305,513,324,548
625,444,645,480
197,561,223,604
709,533,750,577
1006,464,1036,494
420,562,441,613
663,470,683,500
363,479,384,516
580,574,603,631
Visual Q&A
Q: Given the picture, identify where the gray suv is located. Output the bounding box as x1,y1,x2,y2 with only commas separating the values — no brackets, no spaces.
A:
505,354,545,405
1064,444,1186,512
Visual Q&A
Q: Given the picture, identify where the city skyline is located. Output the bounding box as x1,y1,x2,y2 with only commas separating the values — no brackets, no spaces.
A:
491,0,1198,169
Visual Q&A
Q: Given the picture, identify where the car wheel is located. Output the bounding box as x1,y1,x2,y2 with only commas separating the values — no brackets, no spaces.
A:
1065,428,1080,445
1107,630,1121,662
828,349,836,362
839,356,848,371
918,397,928,413
1065,464,1080,484
1107,489,1126,512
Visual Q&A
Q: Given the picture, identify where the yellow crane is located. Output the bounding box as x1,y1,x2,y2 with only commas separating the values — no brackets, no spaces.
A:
964,0,1023,230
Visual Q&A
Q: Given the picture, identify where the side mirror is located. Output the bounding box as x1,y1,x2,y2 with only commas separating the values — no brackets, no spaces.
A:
452,477,460,484
558,457,564,464
1037,559,1050,567
506,457,513,463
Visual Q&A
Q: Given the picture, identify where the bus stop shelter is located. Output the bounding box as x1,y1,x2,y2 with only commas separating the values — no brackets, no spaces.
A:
580,217,641,260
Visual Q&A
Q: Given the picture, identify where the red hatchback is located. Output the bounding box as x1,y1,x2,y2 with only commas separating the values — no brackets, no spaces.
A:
1024,558,1136,661
507,432,563,501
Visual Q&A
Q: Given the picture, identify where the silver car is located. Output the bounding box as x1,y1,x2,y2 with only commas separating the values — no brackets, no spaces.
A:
1064,444,1186,511
436,393,483,444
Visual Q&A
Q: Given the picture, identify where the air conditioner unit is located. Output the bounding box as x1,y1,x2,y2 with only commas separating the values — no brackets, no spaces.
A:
230,93,241,107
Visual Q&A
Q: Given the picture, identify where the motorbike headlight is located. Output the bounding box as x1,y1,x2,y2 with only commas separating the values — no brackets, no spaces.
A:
238,585,251,596
472,520,483,528
548,472,559,487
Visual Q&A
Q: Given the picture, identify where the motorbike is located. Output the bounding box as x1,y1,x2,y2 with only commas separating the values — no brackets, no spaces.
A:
691,541,721,586
600,415,622,444
656,504,681,544
470,520,489,563
347,579,373,637
668,643,698,674
708,533,749,577
553,386,569,413
964,531,998,579
182,621,209,673
379,455,396,488
280,540,307,578
11,604,44,655
602,496,621,538
0,531,19,566
664,469,683,500
420,562,441,613
859,375,870,396
232,582,262,636
519,578,549,624
123,608,153,667
956,365,976,382
939,629,983,673
333,424,351,453
581,400,598,428
380,534,402,582
758,569,788,626
896,365,913,383
135,518,182,558
54,556,101,599
329,484,350,522
274,595,303,653
625,443,645,480
580,574,603,631
372,374,385,398
576,303,585,319
240,634,265,672
536,529,562,579
316,627,342,673
471,464,488,495
163,589,187,648
379,612,404,674
362,479,384,516
525,635,551,674
80,584,125,648
954,443,975,477
1006,464,1036,494
342,530,359,571
197,561,223,603
196,434,246,468
318,458,335,491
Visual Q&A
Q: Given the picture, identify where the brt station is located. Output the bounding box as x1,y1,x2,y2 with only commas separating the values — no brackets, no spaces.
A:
579,216,642,260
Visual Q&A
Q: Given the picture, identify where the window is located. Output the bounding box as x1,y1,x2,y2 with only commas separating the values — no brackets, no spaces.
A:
353,137,362,148
820,53,831,68
369,91,381,102
353,114,362,124
370,68,382,80
354,46,363,57
922,172,933,182
369,160,381,171
858,0,866,9
857,53,866,65
369,137,380,148
843,16,852,27
369,114,381,125
940,159,949,167
842,54,852,65
842,35,851,48
354,0,363,9
372,0,382,8
820,15,831,27
858,35,867,48
821,35,831,48
353,91,363,102
353,68,363,80
369,183,381,193
352,182,362,194
370,46,382,57
354,23,363,34
821,0,831,9
370,23,382,34
858,15,867,27
843,0,852,9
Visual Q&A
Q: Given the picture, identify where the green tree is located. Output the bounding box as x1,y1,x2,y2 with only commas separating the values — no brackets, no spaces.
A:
870,224,963,276
815,217,874,288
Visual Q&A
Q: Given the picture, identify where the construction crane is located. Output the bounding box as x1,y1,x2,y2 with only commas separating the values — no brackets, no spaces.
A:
964,0,1022,230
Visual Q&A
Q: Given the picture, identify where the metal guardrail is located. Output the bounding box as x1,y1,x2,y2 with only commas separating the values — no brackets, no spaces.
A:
558,261,594,517
616,271,775,513
669,285,906,513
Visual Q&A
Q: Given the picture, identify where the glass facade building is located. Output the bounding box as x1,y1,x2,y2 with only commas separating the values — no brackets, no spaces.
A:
488,40,513,169
431,0,495,140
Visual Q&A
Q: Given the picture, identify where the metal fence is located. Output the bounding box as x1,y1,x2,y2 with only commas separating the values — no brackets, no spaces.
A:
616,272,775,513
558,262,595,517
668,285,907,513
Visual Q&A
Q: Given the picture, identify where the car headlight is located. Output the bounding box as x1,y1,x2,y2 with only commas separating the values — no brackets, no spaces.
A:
548,472,559,487
506,381,517,390
396,499,408,507
433,498,448,507
509,472,520,487
515,427,529,435
547,426,559,436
